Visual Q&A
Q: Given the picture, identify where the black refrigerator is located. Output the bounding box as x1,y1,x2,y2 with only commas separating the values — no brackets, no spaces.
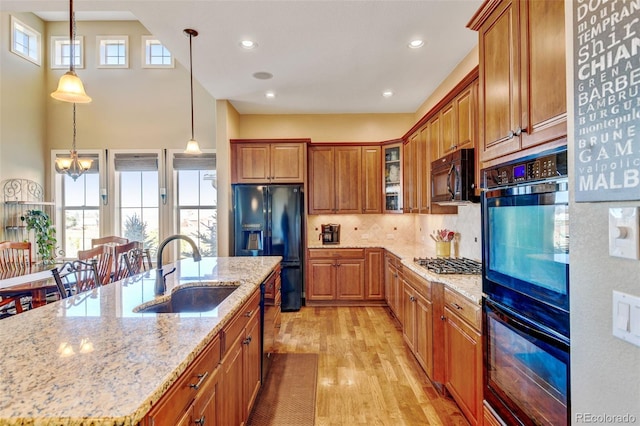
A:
233,184,303,311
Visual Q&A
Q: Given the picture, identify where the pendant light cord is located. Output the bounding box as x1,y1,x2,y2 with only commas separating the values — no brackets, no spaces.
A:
189,31,195,141
72,103,77,151
69,0,75,73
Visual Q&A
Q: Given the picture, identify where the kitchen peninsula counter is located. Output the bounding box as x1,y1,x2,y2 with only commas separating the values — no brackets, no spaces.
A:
0,256,281,425
308,242,482,304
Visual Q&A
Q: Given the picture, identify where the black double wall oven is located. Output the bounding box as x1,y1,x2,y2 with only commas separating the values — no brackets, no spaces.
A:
481,147,570,426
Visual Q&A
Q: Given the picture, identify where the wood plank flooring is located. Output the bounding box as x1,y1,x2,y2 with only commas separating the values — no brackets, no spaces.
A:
273,306,469,426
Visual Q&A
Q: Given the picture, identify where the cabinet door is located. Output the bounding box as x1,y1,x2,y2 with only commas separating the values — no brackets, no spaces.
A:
243,309,262,420
414,293,433,378
417,126,430,213
362,146,382,214
478,0,521,162
519,0,566,150
307,260,336,300
270,143,306,183
440,102,456,156
336,259,365,300
444,307,482,426
428,114,442,162
402,282,416,350
365,248,384,300
403,135,417,213
383,144,403,213
308,146,335,214
234,144,271,183
220,336,244,426
194,368,220,426
335,146,362,213
456,83,477,151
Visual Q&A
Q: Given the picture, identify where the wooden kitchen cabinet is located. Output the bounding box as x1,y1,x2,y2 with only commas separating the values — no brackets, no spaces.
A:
145,335,221,426
382,143,403,213
362,145,382,214
306,248,365,303
469,0,566,167
308,145,362,214
231,140,306,184
401,269,434,379
263,266,282,354
437,82,477,158
403,133,418,213
442,287,482,426
384,251,403,322
364,248,384,300
220,289,262,425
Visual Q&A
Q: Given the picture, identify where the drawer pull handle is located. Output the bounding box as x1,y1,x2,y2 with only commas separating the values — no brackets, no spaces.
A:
195,415,206,425
243,336,253,345
245,310,254,317
189,371,209,390
452,303,462,310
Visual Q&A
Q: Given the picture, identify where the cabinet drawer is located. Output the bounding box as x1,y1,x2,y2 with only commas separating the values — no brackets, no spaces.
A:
222,290,260,355
308,248,365,259
403,268,432,300
444,287,481,331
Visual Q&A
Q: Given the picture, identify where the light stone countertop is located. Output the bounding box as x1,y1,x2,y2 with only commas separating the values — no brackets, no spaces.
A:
0,256,281,426
308,241,482,304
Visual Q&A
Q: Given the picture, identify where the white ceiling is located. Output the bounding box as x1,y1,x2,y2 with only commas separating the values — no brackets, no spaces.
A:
2,0,482,115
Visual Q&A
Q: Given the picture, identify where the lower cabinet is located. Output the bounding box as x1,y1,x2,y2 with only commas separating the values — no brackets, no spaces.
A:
145,335,221,426
263,266,282,354
220,289,262,425
442,287,482,426
307,249,364,303
401,269,434,379
384,252,403,322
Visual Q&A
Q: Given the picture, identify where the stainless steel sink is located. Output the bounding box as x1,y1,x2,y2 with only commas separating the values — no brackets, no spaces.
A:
133,285,238,314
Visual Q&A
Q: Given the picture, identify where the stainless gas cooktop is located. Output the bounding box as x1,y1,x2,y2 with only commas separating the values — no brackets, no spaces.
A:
414,257,482,275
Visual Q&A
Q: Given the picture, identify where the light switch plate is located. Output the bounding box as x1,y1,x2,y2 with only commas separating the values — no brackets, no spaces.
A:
613,290,640,347
609,207,640,259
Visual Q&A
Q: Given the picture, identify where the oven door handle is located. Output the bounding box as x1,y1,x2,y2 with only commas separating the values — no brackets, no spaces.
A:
486,299,569,347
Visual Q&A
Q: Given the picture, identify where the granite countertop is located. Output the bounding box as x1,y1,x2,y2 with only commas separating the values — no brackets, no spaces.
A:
0,256,281,426
308,241,482,304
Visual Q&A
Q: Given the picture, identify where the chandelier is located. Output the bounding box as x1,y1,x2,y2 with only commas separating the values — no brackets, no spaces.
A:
55,103,92,181
51,0,91,103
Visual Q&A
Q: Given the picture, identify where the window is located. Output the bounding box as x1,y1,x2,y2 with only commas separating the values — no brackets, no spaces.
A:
142,36,174,68
172,152,217,256
97,36,128,68
113,152,160,255
51,36,84,69
10,16,41,65
53,152,101,258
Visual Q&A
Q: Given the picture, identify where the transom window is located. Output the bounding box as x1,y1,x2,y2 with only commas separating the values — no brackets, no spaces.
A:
51,36,84,69
142,36,174,68
97,36,128,68
10,16,41,65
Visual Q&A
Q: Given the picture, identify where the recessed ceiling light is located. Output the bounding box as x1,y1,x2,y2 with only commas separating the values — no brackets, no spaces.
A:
253,71,273,80
239,39,258,49
382,90,394,98
265,91,276,99
408,39,425,49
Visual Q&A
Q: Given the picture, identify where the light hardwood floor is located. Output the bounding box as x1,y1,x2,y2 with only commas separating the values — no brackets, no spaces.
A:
274,306,469,426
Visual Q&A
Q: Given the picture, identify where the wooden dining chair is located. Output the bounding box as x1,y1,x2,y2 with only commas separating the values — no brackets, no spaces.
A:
78,245,113,285
52,259,100,298
112,241,139,282
91,235,128,248
0,241,33,316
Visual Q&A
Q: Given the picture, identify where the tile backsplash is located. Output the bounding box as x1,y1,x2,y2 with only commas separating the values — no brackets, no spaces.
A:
307,203,482,261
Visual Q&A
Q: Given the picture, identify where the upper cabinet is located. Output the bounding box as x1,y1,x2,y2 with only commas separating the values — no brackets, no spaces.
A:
468,0,566,167
383,143,403,213
231,140,307,184
308,144,382,215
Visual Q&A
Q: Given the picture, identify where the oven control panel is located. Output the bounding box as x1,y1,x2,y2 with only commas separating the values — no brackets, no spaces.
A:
483,148,568,189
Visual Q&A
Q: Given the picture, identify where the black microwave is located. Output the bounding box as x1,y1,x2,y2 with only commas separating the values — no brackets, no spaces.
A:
431,149,477,205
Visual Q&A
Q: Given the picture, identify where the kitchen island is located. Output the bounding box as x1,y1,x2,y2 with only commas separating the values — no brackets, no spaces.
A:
0,256,281,425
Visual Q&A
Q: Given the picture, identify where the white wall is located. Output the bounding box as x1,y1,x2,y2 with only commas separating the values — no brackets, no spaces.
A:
566,1,640,422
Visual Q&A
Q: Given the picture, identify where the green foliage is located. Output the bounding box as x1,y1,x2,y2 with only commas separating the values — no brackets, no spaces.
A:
123,213,152,247
192,213,217,257
21,209,57,264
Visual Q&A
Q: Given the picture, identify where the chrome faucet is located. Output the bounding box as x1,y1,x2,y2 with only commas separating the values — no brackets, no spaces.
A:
155,234,202,295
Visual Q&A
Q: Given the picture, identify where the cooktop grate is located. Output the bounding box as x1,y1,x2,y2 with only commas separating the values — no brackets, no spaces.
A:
414,257,482,275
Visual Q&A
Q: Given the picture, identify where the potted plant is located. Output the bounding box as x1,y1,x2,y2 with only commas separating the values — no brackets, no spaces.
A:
21,209,57,265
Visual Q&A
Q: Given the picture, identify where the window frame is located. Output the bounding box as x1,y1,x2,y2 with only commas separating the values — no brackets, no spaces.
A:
10,15,41,66
96,35,129,68
50,36,84,69
141,36,175,69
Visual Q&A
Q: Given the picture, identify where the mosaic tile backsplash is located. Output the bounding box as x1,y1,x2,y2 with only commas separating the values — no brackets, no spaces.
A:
307,204,482,261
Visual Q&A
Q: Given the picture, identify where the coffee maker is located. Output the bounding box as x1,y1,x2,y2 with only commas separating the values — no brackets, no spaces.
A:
320,224,340,245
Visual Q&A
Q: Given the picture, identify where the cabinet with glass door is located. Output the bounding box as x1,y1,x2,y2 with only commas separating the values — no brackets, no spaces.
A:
383,144,403,213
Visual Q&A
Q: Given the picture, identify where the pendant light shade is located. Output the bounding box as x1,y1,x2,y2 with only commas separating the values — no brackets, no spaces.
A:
51,0,91,103
184,28,201,154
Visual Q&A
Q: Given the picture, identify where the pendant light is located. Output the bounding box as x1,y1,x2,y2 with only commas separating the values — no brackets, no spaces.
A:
51,0,91,103
183,28,202,154
55,103,92,181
